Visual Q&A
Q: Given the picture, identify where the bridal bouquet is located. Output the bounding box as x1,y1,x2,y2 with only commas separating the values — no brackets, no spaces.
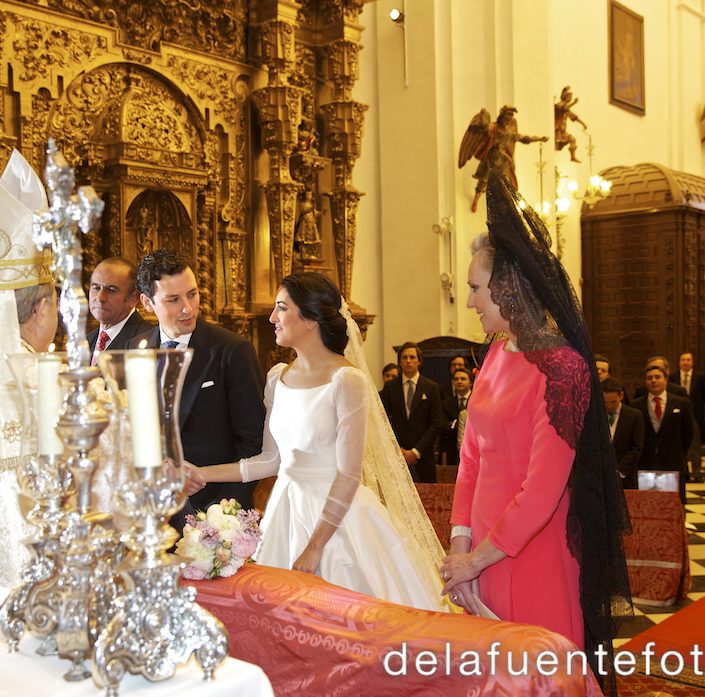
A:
176,498,262,580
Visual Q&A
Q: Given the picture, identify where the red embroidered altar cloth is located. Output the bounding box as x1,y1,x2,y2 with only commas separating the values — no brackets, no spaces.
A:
188,564,602,696
623,490,690,606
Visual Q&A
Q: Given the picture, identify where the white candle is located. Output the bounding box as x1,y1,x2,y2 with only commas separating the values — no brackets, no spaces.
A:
37,355,64,455
125,351,162,470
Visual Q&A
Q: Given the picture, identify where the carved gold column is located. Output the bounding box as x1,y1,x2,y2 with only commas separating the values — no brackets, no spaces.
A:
250,0,303,283
320,17,367,300
196,194,216,319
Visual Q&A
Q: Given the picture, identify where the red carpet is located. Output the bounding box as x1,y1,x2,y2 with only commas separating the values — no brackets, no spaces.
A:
621,597,704,665
616,597,705,695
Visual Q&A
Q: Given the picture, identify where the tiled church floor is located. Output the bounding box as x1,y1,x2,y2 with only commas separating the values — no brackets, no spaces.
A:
613,481,705,648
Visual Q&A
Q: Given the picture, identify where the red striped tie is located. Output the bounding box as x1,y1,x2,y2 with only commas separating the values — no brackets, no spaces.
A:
91,330,110,366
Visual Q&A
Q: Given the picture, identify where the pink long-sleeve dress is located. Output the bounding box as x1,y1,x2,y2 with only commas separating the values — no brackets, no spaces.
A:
451,339,590,647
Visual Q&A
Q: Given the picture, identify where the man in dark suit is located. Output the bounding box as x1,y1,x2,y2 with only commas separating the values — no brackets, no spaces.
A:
87,257,153,364
633,356,688,400
439,367,472,466
602,378,643,489
439,354,470,401
669,351,704,483
380,341,443,483
131,249,265,514
633,365,693,503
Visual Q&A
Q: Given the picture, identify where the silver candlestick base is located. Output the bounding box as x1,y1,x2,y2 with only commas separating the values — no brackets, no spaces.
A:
93,561,229,697
93,350,228,697
53,366,124,681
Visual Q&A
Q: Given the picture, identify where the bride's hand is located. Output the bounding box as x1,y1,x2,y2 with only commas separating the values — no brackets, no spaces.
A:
293,543,323,575
183,461,206,495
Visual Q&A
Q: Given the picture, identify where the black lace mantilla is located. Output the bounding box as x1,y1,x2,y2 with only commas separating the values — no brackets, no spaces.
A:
483,172,633,694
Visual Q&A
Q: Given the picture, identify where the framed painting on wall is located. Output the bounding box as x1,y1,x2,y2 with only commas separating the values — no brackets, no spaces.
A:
609,0,645,115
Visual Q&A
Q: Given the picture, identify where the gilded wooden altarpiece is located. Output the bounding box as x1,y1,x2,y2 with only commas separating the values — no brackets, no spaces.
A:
0,0,371,363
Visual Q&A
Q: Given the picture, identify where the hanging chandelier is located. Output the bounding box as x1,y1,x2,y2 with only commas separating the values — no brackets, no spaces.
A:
568,134,612,206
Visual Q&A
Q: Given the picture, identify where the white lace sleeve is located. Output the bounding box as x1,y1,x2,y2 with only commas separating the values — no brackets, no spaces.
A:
240,364,283,483
319,367,368,527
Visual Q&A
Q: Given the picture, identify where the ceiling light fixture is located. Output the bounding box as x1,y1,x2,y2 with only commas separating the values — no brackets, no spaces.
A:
389,8,404,25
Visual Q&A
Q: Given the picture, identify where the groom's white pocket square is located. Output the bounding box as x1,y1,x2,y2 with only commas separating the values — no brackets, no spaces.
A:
673,408,680,413
201,380,215,389
421,393,427,400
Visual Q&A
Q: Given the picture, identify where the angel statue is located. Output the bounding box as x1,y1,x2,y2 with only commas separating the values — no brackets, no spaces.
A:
458,105,548,212
554,86,587,162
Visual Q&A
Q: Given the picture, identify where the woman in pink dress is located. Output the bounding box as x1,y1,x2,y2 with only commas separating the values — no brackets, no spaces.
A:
440,173,632,692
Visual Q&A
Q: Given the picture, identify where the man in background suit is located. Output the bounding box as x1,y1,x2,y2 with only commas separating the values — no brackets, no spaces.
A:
88,257,153,365
602,378,643,489
633,356,687,400
595,354,611,382
669,351,704,483
439,354,470,401
439,367,472,466
380,341,443,483
131,249,265,514
633,365,693,503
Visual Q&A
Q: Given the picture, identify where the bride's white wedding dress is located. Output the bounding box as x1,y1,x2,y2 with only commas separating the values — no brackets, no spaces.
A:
241,363,447,611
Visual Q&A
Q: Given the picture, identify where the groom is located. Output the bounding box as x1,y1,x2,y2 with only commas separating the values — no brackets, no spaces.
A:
130,249,265,516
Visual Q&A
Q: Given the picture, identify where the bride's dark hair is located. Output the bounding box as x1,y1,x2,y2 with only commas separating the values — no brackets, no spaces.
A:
281,272,348,355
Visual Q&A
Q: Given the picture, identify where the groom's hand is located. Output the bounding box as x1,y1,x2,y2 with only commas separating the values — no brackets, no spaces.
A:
183,461,206,495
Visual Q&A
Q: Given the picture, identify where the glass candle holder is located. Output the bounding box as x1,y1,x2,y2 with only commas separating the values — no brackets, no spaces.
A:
98,348,193,563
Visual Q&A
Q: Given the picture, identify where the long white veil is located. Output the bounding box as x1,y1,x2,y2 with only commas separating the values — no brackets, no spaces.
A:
340,299,456,611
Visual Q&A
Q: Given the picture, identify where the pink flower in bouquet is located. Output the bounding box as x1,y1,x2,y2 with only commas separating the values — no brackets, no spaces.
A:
181,564,209,581
176,498,262,580
231,531,259,559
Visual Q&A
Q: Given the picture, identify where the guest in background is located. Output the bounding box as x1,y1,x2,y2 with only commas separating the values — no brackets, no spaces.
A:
130,249,265,515
440,174,630,693
380,342,443,483
669,351,704,483
602,378,643,489
439,367,472,466
381,362,399,383
88,257,153,365
633,356,687,400
439,354,470,401
595,354,611,381
595,354,630,405
456,408,468,454
633,365,693,504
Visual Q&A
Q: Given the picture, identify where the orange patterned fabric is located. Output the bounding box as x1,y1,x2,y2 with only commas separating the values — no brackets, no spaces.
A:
623,490,690,605
189,564,602,696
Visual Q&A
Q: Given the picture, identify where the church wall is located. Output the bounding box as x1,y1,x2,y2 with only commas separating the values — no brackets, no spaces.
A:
355,0,705,371
368,0,444,378
352,5,387,379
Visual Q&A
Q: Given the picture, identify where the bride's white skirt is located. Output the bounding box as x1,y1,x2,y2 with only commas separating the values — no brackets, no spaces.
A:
254,476,447,612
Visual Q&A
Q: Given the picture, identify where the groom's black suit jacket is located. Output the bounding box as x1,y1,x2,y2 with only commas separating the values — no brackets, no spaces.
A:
130,317,265,512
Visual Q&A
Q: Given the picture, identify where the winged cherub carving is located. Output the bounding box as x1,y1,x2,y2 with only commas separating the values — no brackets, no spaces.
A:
458,106,548,212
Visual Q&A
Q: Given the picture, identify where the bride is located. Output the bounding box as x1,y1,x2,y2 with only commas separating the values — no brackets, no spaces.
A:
187,272,452,612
